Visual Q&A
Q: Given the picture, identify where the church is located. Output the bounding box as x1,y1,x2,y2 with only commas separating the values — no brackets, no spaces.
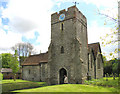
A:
21,5,103,85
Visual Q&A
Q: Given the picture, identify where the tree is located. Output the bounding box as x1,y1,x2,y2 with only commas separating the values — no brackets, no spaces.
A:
97,2,119,59
103,56,112,76
12,42,33,57
11,42,34,65
8,50,20,81
104,60,113,76
97,2,120,77
112,58,120,76
1,53,12,68
103,57,120,77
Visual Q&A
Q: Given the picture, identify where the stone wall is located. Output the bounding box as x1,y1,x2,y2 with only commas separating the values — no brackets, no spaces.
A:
75,9,88,82
40,63,48,82
96,50,103,79
88,50,95,79
22,65,40,81
88,47,103,79
22,63,48,82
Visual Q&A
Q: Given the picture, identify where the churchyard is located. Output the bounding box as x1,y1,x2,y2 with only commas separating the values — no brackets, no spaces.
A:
1,77,119,93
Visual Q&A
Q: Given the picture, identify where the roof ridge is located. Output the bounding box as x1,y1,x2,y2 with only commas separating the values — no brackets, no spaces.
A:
88,42,99,45
30,52,48,57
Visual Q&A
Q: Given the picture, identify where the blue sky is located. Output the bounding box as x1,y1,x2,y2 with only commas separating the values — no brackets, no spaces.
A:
0,0,118,59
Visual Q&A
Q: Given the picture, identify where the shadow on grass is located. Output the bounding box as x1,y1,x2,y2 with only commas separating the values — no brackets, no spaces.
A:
2,81,47,93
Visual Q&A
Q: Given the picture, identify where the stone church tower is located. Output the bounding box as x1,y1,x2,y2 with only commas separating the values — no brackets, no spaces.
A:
47,6,88,85
21,5,103,84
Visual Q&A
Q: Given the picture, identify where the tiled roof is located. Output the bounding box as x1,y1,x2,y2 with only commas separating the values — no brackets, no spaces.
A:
1,68,12,73
1,68,22,73
21,52,48,66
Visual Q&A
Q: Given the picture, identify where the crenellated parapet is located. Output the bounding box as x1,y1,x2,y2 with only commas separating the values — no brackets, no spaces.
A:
51,6,87,26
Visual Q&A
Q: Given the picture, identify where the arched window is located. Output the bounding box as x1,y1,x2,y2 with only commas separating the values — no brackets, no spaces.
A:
61,46,64,54
61,23,63,31
29,69,30,74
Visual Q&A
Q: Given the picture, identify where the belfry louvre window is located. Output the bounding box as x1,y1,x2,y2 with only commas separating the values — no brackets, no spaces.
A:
61,23,63,31
61,46,64,53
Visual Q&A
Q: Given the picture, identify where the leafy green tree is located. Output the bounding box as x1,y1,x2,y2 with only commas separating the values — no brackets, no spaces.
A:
104,58,120,77
8,50,20,81
112,58,120,76
0,73,3,80
118,74,120,92
1,53,13,68
103,56,107,66
112,61,118,73
104,60,112,76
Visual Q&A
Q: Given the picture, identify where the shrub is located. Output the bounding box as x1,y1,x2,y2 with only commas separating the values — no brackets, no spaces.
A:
0,73,3,80
118,74,120,87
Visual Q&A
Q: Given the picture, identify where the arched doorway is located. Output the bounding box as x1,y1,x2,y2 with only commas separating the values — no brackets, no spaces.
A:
59,68,67,84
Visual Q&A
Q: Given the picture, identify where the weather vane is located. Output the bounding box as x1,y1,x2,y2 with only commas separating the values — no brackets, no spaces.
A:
73,1,79,6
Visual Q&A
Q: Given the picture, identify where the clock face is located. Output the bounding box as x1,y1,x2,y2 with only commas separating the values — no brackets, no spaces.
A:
59,14,65,21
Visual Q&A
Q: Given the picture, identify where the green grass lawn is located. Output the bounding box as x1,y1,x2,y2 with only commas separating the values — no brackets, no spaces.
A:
2,79,46,92
13,84,117,92
2,79,30,84
2,77,119,93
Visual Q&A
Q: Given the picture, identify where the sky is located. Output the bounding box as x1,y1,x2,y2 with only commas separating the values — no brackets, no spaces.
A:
0,0,119,60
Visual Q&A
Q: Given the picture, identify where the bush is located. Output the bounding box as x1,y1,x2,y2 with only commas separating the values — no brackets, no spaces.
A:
0,73,3,80
84,77,118,88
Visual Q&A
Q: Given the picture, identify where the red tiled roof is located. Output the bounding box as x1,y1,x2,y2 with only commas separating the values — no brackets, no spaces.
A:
21,52,48,66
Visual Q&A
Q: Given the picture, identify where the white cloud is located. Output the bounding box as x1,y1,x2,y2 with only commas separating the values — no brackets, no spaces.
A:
2,0,54,33
82,0,118,8
57,3,61,8
88,21,111,44
0,29,22,54
98,8,118,24
88,21,118,59
0,30,22,48
0,0,54,54
3,25,9,30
